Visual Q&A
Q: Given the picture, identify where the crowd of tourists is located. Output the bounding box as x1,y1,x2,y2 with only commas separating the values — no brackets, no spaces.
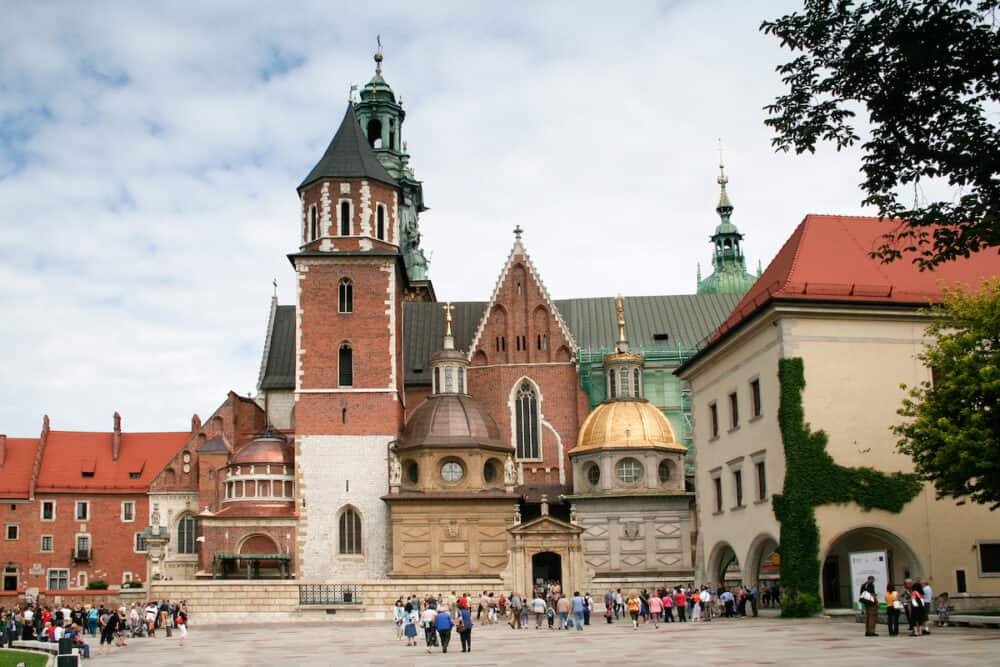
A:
1,598,188,658
859,577,950,637
390,580,778,653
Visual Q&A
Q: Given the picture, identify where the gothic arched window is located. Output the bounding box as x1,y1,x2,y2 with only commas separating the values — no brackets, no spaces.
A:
340,201,351,236
514,381,540,459
338,343,353,387
176,514,198,554
376,205,385,241
338,279,353,314
309,205,318,241
338,507,362,554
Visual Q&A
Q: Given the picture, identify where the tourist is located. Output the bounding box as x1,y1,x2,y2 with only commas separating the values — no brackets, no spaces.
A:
648,591,663,627
487,592,497,624
690,589,701,621
860,575,878,636
556,595,570,629
65,623,91,659
402,603,418,646
935,591,951,627
86,605,98,636
615,589,624,619
885,584,900,636
909,581,926,637
626,592,641,630
530,593,546,628
99,607,118,655
457,603,473,653
749,582,759,617
477,591,486,621
662,589,674,622
421,603,438,648
674,587,686,622
571,592,585,632
583,592,593,625
901,578,914,634
509,591,523,629
174,605,188,647
699,587,712,621
921,580,933,635
434,606,454,653
144,602,158,637
721,588,735,617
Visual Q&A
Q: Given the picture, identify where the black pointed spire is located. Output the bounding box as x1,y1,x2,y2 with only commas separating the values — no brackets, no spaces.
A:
299,104,398,190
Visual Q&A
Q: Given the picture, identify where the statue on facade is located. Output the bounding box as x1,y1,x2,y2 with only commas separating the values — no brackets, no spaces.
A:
504,455,517,486
389,451,402,487
150,504,161,536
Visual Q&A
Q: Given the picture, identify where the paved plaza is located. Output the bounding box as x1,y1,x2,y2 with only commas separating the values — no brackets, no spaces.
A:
88,615,999,666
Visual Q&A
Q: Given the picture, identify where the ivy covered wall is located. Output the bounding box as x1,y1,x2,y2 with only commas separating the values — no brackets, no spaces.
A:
773,357,922,617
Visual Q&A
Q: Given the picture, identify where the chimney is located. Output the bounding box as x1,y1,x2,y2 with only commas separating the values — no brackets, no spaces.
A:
112,412,122,461
191,414,202,433
0,434,6,467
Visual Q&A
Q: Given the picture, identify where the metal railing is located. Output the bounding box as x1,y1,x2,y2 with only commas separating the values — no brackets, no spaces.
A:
299,584,363,605
72,549,91,563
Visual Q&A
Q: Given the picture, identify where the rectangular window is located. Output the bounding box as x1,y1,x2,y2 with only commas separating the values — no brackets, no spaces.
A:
47,569,69,590
134,533,148,553
75,535,91,559
980,542,1000,574
40,500,55,521
756,460,767,500
750,379,762,418
122,572,133,584
41,535,54,552
75,501,89,521
729,392,740,429
734,469,744,507
76,572,87,589
121,501,135,522
956,569,967,594
713,477,723,513
5,524,18,540
709,402,719,438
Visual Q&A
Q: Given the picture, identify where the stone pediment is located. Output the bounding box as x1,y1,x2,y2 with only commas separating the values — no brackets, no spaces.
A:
509,515,583,536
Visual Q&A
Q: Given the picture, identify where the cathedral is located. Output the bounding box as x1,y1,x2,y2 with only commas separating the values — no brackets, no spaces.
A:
223,51,751,594
0,50,754,600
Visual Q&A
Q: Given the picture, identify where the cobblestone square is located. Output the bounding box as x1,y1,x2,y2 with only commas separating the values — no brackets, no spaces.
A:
92,615,999,666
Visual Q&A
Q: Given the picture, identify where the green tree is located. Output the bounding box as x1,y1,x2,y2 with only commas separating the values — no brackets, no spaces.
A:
894,278,1000,509
761,1,1000,269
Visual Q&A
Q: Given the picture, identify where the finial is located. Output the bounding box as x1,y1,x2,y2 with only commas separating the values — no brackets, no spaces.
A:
615,293,628,350
442,302,454,338
513,225,523,242
374,34,383,75
717,138,728,187
272,278,278,298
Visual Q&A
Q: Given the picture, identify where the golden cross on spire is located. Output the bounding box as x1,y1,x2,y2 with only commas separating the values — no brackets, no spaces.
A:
374,34,384,74
442,302,455,337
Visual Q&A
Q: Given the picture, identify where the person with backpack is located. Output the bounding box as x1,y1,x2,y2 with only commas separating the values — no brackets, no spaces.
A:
457,603,473,653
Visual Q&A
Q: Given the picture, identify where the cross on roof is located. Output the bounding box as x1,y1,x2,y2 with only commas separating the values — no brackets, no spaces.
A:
442,302,455,337
514,225,523,241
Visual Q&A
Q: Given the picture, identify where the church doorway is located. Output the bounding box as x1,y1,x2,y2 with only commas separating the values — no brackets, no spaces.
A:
532,551,562,589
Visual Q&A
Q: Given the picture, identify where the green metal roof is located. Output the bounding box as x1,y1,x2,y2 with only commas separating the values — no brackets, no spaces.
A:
257,294,742,390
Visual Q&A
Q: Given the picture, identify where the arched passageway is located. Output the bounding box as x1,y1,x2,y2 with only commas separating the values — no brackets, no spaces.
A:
821,526,922,608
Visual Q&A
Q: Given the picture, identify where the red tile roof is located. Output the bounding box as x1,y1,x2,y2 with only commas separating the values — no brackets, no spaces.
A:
711,214,1000,343
34,431,189,494
0,438,41,498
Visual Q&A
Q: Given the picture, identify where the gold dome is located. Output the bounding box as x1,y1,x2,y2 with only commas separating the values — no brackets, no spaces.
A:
573,399,686,453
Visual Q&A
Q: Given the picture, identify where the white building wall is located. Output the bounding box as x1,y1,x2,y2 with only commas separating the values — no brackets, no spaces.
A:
148,492,202,580
296,434,391,580
266,390,295,429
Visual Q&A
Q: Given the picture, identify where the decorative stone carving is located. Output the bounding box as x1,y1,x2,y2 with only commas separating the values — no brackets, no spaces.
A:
623,521,641,540
388,451,402,489
504,455,517,486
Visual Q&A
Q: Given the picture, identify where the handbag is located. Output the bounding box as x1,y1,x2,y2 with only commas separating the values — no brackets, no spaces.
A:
893,600,904,610
860,591,874,604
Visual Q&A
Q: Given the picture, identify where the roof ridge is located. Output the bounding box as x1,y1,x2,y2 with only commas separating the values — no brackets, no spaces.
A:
782,216,813,291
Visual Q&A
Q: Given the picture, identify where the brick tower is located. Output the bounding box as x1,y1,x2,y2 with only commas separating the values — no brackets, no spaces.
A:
291,51,422,579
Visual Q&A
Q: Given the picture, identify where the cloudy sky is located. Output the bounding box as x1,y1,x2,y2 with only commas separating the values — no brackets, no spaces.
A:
1,1,873,436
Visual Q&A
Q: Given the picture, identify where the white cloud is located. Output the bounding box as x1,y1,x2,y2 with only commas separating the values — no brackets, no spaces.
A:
0,0,871,436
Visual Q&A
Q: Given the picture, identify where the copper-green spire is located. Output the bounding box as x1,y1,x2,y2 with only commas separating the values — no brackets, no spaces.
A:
697,146,757,295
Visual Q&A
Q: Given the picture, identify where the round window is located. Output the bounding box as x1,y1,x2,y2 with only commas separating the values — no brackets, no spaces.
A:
441,461,464,483
406,462,419,484
483,460,497,483
658,459,673,483
586,464,600,486
616,458,643,484
182,452,191,463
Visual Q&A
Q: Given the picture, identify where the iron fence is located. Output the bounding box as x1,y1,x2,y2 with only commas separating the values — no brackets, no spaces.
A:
299,584,363,605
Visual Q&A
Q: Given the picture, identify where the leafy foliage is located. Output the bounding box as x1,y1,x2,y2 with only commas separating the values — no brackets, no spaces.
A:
774,358,922,617
761,1,1000,269
894,278,1000,508
86,579,109,590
